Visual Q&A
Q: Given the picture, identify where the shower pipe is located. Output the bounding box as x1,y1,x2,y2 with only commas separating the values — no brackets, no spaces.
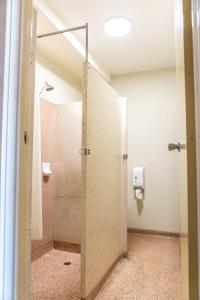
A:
37,23,89,64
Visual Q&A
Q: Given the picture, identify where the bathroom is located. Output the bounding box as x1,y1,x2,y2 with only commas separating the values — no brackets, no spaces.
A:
29,0,192,299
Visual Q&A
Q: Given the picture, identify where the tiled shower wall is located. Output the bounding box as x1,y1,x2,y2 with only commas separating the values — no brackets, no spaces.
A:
32,99,82,255
54,102,82,245
32,100,56,254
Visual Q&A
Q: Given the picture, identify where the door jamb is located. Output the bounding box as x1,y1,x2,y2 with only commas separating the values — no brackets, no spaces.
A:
0,0,31,299
191,0,200,296
183,0,199,299
16,1,34,300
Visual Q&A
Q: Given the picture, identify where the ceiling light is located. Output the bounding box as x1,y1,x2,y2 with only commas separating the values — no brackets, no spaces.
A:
104,17,132,37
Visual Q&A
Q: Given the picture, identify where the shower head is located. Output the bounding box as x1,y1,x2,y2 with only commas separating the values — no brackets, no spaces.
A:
39,81,54,96
44,81,54,92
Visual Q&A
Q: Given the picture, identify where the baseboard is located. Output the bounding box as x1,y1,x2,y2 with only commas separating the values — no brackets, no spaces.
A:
31,241,53,261
180,233,188,239
81,253,122,300
128,227,180,238
53,240,81,254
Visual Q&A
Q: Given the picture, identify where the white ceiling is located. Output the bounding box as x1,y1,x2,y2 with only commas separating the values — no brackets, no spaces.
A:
48,0,176,76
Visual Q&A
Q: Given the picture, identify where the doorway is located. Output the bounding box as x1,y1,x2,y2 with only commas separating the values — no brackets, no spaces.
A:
0,1,198,300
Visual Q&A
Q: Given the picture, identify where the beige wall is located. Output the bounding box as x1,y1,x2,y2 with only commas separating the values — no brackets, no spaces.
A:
112,68,181,233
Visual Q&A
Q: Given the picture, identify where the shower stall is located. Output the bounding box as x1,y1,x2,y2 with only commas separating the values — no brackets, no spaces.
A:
31,96,82,258
30,14,127,300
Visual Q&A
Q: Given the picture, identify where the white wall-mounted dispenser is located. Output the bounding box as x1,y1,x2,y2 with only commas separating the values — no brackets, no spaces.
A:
42,162,52,177
133,166,144,200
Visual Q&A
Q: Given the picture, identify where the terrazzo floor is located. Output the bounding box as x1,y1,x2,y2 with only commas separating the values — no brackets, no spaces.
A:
96,233,181,300
31,233,181,300
31,250,81,300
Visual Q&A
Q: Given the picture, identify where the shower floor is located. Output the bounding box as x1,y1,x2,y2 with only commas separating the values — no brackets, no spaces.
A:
31,250,81,300
31,234,181,300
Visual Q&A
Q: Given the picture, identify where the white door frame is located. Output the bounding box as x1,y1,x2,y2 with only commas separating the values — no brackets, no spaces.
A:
0,0,23,299
0,1,34,299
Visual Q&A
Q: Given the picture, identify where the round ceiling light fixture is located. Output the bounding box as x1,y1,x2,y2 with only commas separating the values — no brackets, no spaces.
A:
104,17,132,37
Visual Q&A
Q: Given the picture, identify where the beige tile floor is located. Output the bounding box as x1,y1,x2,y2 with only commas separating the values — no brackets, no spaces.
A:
97,233,181,300
31,233,181,300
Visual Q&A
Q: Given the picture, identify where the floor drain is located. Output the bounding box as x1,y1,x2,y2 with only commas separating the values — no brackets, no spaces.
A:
64,262,71,266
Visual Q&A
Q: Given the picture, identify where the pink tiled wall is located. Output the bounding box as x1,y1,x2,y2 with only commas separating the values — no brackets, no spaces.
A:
32,99,82,254
32,99,57,252
54,102,82,245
